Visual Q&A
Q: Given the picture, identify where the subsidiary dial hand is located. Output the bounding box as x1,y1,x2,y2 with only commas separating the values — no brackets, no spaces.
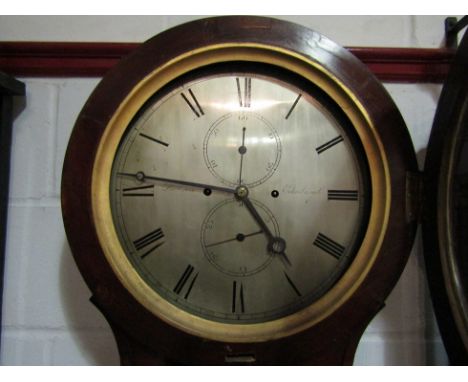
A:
205,230,263,248
238,127,247,185
118,171,235,195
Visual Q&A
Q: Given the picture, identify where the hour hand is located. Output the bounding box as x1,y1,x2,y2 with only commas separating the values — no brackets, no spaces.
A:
118,171,235,195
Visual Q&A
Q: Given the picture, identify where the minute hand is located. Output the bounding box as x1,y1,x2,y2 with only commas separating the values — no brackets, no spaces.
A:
241,196,291,266
118,171,235,194
242,197,275,241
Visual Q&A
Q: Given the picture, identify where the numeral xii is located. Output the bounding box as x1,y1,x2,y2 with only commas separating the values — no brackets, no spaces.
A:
236,77,251,108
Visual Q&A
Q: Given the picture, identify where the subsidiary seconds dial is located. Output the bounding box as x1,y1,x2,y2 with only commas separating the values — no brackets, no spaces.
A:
109,68,370,323
201,197,280,277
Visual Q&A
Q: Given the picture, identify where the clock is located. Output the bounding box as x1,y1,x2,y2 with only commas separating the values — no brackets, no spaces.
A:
422,28,468,365
62,16,418,365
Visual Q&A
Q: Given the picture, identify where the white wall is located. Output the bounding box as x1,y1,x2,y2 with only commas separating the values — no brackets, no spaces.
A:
0,15,453,365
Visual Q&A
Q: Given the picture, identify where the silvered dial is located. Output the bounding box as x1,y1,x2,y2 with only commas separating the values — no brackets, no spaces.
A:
110,70,370,323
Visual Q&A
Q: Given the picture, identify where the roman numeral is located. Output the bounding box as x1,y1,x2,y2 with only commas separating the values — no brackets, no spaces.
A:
236,77,251,108
285,94,302,119
173,264,199,299
139,133,169,147
328,190,359,201
122,184,154,197
316,135,344,154
313,233,345,260
232,281,245,313
181,89,204,117
133,227,165,258
284,272,301,297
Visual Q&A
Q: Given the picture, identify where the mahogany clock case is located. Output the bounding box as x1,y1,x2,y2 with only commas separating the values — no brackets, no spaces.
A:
61,16,419,365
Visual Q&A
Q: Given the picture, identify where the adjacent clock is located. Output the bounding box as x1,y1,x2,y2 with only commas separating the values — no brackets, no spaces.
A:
422,29,468,365
62,16,418,365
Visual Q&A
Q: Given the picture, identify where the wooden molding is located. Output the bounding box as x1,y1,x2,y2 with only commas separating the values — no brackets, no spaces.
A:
0,42,455,82
350,47,455,83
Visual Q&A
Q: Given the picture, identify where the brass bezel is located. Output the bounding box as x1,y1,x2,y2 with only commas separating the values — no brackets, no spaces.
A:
91,43,390,343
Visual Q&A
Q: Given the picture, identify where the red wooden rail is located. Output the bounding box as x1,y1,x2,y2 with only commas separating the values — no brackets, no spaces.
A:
0,42,455,83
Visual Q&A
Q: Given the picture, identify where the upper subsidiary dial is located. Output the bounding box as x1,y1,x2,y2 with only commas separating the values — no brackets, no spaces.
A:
203,110,281,188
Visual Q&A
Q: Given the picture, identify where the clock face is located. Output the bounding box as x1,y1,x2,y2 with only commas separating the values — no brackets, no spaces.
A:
109,66,371,324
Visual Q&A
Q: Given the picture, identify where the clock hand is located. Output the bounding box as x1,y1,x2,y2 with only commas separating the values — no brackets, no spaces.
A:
241,197,274,241
236,188,291,266
205,230,263,248
238,127,247,185
118,171,235,195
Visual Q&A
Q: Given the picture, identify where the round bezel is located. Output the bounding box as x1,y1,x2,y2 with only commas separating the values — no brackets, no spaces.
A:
91,43,389,342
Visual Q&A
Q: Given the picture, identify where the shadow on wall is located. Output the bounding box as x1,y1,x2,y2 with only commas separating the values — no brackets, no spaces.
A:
60,240,119,365
12,90,27,121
